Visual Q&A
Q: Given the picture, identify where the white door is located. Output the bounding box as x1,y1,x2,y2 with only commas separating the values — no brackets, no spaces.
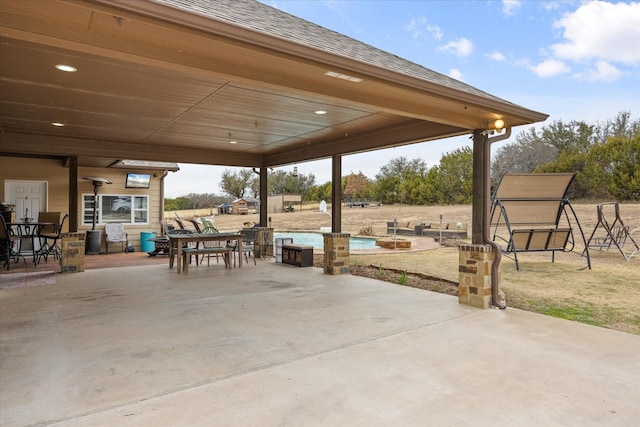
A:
5,180,47,221
5,180,48,253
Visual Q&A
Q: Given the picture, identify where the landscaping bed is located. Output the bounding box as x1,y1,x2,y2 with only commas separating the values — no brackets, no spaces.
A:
313,255,458,297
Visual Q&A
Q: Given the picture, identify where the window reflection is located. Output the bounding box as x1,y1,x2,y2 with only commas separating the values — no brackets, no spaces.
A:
82,194,148,225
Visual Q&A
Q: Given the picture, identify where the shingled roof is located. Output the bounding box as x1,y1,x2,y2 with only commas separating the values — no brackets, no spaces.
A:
157,0,515,106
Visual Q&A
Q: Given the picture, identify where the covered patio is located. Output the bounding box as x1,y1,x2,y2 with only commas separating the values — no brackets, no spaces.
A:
1,261,638,426
3,2,638,425
0,0,547,236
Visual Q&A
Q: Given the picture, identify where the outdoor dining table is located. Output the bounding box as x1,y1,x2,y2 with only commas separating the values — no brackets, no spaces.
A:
7,221,53,265
167,232,243,273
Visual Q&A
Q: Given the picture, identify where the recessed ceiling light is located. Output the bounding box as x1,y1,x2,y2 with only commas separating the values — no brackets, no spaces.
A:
229,140,238,144
324,71,362,83
51,122,65,127
315,110,327,115
55,64,77,73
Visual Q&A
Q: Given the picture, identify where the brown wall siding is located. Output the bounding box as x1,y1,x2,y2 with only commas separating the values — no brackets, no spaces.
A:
0,157,69,215
1,157,164,252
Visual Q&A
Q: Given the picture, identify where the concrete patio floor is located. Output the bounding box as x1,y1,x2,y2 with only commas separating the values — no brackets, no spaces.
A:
1,259,638,426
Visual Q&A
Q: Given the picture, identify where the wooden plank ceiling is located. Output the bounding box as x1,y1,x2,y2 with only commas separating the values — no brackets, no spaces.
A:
0,0,547,169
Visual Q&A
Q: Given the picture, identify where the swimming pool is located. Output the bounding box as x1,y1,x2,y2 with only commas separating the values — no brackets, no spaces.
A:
274,232,378,250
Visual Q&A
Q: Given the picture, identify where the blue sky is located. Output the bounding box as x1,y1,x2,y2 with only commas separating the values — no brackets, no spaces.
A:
164,0,640,198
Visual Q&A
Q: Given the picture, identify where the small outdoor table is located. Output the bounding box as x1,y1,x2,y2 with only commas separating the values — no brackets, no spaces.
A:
7,221,53,265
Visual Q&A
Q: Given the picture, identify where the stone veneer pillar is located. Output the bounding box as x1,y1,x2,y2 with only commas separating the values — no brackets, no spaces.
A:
458,244,500,308
323,233,350,275
255,227,274,258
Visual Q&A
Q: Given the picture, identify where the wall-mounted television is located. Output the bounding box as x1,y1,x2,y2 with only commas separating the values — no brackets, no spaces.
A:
125,173,151,189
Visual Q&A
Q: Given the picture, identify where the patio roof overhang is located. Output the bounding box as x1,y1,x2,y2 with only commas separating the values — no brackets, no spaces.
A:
0,0,547,169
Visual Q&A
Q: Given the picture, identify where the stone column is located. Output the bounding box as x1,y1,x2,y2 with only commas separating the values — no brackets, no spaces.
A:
323,233,350,275
255,227,274,258
61,232,86,273
458,244,499,308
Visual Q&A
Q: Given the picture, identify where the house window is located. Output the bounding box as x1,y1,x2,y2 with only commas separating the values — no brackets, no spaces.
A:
82,194,149,225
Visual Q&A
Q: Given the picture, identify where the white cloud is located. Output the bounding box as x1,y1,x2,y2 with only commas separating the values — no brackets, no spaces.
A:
427,24,443,40
552,1,640,64
530,59,571,78
448,69,464,81
542,2,560,12
502,0,522,16
404,16,443,40
487,51,506,62
585,60,623,82
403,16,427,39
438,37,473,57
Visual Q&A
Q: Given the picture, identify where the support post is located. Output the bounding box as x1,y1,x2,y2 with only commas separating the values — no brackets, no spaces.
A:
68,155,78,232
259,166,268,228
471,131,489,244
462,129,509,309
331,154,342,233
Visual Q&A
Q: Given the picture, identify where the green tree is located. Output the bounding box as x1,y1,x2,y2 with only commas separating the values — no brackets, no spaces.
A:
492,128,558,184
594,111,640,143
343,171,372,200
535,151,592,198
541,120,594,154
164,196,190,211
219,168,254,199
372,157,427,204
414,169,440,205
268,170,316,200
249,174,260,198
584,135,640,201
492,112,639,200
308,181,332,202
422,147,473,205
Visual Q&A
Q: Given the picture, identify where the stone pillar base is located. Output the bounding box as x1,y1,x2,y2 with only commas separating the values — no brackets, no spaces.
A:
458,244,500,308
256,227,274,258
323,233,350,275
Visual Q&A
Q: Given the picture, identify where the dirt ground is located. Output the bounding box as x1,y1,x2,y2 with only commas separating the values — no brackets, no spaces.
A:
206,202,639,239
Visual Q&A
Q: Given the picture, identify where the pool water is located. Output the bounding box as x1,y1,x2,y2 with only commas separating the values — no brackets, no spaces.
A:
274,232,378,250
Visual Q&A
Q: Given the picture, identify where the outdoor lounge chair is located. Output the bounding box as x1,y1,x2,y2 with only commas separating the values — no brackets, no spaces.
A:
186,217,204,233
105,223,128,254
174,214,189,230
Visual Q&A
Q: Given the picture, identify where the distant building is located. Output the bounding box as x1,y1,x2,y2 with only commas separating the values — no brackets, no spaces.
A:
217,203,232,215
267,194,302,213
231,198,249,215
243,196,260,214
